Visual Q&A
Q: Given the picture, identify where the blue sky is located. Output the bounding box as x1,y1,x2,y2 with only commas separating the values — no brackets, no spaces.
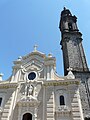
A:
0,0,90,80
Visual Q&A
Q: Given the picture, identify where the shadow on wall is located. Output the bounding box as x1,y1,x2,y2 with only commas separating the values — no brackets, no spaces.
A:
85,117,90,120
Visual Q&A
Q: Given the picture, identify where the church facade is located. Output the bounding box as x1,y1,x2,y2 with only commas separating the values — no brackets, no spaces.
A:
0,8,89,120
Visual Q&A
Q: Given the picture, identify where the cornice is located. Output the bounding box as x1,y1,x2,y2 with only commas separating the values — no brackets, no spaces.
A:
43,79,79,86
0,82,18,89
22,51,46,60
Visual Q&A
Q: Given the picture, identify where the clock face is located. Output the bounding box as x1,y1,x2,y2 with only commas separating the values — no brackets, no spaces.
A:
28,72,36,80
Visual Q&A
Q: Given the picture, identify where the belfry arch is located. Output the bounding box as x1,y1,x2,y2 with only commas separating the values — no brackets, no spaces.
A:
22,113,32,120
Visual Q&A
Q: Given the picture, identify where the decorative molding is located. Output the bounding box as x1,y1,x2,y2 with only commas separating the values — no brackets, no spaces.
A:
0,107,3,113
22,51,46,60
43,80,79,87
0,83,18,89
55,106,71,116
17,95,40,107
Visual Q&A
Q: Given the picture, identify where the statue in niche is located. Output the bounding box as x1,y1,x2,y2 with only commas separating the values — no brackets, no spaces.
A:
25,83,34,96
28,85,34,95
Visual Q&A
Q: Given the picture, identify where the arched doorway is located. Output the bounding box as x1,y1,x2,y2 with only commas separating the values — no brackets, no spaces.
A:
22,113,32,120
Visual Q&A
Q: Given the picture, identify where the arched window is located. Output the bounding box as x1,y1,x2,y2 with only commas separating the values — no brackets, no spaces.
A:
0,98,2,106
60,95,65,105
68,22,73,31
22,113,32,120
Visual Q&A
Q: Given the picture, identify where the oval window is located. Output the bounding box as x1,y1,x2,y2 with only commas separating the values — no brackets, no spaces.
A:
28,72,36,80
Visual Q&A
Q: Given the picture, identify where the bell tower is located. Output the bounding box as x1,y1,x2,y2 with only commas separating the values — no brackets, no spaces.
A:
59,7,89,75
59,7,90,118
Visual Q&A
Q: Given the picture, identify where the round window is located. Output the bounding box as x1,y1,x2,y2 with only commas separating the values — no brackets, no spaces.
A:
28,72,36,80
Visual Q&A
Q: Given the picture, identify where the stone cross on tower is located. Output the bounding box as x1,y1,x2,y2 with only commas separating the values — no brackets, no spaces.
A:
34,45,38,52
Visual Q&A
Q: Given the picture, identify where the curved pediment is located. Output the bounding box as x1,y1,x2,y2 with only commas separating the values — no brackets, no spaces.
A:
11,50,56,82
22,58,44,72
13,51,46,72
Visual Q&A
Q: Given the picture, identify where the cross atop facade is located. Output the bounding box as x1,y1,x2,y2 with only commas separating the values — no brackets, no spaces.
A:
34,45,38,52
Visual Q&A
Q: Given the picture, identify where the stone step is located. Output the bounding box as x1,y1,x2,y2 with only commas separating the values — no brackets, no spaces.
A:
1,96,12,120
2,109,9,113
72,112,80,117
72,107,80,112
47,118,54,120
73,118,81,120
1,118,8,120
6,100,12,105
47,116,54,118
47,104,53,108
47,98,53,102
47,101,53,104
4,105,10,109
47,108,53,112
1,114,8,118
71,103,79,107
